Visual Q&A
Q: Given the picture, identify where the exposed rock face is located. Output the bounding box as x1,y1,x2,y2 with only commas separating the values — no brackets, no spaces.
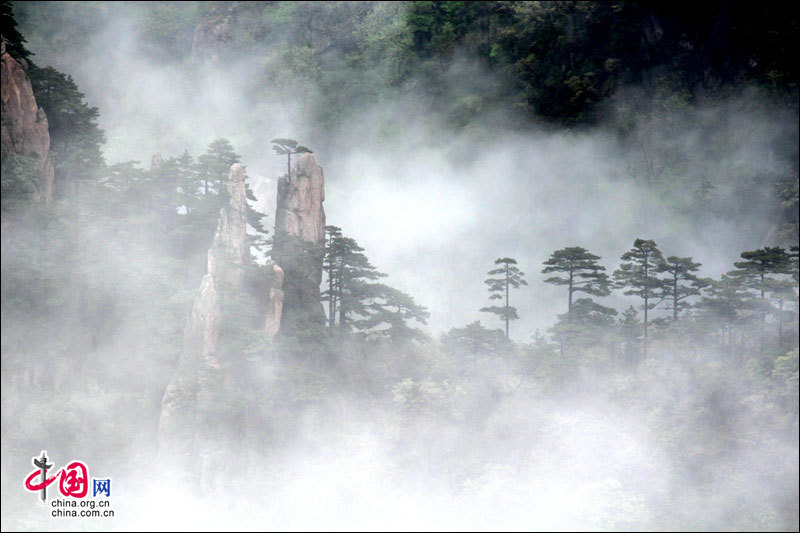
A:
275,154,326,244
208,164,249,289
264,260,284,338
191,4,234,63
158,274,221,459
1,37,54,204
272,153,327,332
158,163,250,463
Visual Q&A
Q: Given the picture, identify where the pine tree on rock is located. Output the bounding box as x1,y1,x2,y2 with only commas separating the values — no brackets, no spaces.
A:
271,138,312,179
613,239,665,359
480,257,527,338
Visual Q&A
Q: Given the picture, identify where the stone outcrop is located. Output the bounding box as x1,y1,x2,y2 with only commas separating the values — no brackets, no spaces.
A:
208,163,249,289
264,260,284,338
190,4,234,63
271,153,327,333
1,37,54,204
158,274,221,460
158,163,250,462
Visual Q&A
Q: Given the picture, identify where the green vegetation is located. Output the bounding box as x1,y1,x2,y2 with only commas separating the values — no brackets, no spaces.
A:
271,138,312,179
613,239,666,357
542,246,611,316
28,66,106,194
480,257,527,338
1,3,797,529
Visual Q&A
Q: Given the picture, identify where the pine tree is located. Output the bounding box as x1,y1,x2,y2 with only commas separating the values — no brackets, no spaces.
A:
617,306,642,365
541,246,611,317
170,149,199,211
733,246,792,354
271,138,312,179
441,321,508,357
696,272,756,360
0,144,38,213
167,141,267,264
734,247,792,300
197,138,241,195
613,239,665,358
324,233,386,331
354,283,429,343
322,225,343,329
322,228,427,342
657,256,709,321
480,257,527,338
1,1,33,61
765,277,797,349
28,66,105,194
550,297,617,356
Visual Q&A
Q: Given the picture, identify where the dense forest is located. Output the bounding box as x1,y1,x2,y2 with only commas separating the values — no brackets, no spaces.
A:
1,2,798,530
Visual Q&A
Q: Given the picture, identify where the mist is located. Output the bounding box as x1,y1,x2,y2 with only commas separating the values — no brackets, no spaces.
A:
2,2,798,531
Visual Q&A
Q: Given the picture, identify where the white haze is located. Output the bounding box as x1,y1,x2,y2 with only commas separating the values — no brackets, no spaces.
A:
3,2,797,531
17,3,790,338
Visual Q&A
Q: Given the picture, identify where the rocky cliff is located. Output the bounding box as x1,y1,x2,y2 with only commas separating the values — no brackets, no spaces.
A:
158,163,251,464
158,274,221,461
271,153,327,334
190,4,234,63
208,163,249,289
264,260,284,338
0,37,54,204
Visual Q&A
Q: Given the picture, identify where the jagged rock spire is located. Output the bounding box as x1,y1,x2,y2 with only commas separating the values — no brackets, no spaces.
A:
208,163,249,289
158,162,251,464
271,153,326,334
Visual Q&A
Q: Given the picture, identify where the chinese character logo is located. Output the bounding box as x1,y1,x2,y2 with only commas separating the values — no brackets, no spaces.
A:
93,478,111,498
59,461,88,498
24,451,110,502
25,451,54,502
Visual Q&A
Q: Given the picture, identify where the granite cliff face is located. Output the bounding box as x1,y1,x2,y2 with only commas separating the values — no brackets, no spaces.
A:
264,260,284,338
208,163,249,289
158,151,328,462
158,163,251,462
271,153,327,333
0,37,54,204
190,4,234,63
158,274,221,460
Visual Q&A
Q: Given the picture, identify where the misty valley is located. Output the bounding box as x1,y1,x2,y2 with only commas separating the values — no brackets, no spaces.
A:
1,2,798,531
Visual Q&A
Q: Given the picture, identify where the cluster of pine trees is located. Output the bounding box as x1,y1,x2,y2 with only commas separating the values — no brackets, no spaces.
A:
465,242,798,379
322,225,429,343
